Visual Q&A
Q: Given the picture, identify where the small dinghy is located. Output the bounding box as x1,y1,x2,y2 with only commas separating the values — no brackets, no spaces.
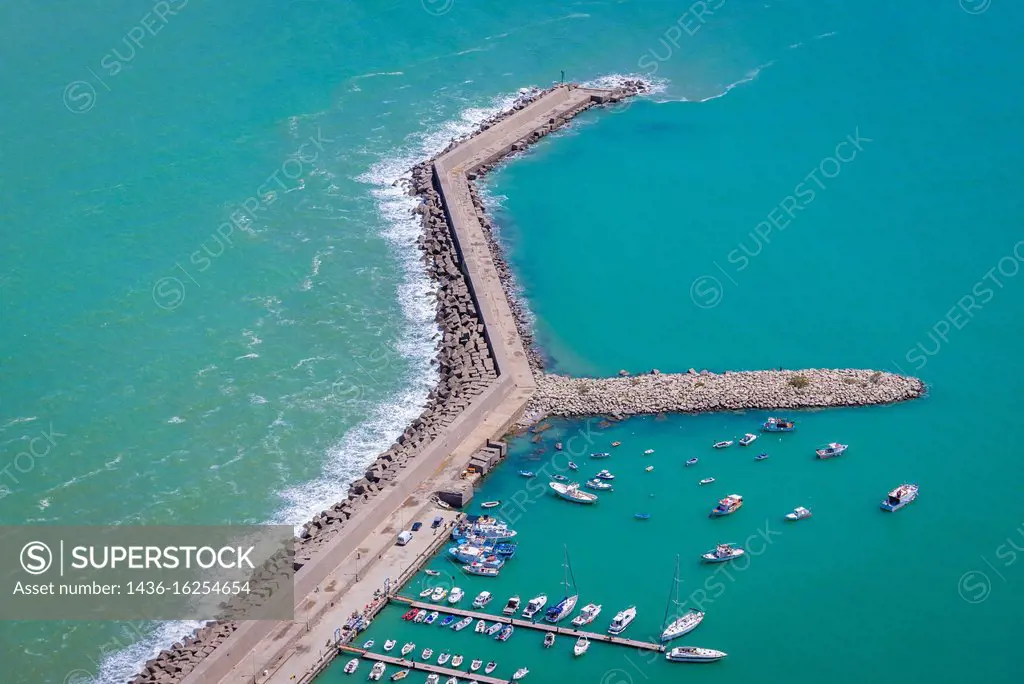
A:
754,452,769,461
555,442,563,450
419,588,433,598
495,625,514,642
452,655,464,668
425,569,441,577
425,676,438,684
611,441,622,447
481,501,501,509
453,616,473,631
518,470,535,478
424,611,439,625
384,640,397,652
568,461,579,470
512,668,529,680
402,609,417,620
401,642,415,656
552,474,568,482
437,652,450,665
430,587,447,601
362,639,375,649
635,513,651,520
712,440,733,449
699,477,715,485
738,433,758,447
413,610,427,623
573,635,590,657
645,466,654,472
644,449,655,454
368,663,386,681
470,659,482,672
421,648,433,660
475,619,487,633
440,615,455,627
390,670,408,682
484,662,498,674
685,457,698,467
344,658,359,674
543,633,555,648
486,622,503,636
592,452,610,459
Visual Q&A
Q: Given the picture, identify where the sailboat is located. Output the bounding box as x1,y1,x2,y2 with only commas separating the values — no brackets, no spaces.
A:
544,545,579,623
660,555,705,642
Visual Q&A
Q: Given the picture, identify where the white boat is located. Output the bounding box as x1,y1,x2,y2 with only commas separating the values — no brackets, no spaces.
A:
544,545,579,623
661,556,705,641
472,591,492,608
425,676,439,684
785,506,812,521
549,481,598,504
384,639,396,652
495,625,514,642
607,606,637,634
699,478,715,486
400,642,415,656
452,655,464,668
486,622,503,636
568,461,579,470
644,449,655,454
710,494,743,517
761,417,795,432
739,433,758,446
474,619,487,633
448,587,465,604
437,652,450,665
453,617,473,631
419,588,434,598
424,611,439,625
501,595,520,615
425,569,441,577
363,640,375,649
881,483,919,511
521,594,548,619
685,457,698,467
421,648,433,660
512,668,529,680
573,635,590,656
702,543,745,563
470,659,482,672
816,442,848,459
665,646,727,663
481,501,501,509
591,452,610,458
390,671,409,682
344,658,359,674
584,479,613,491
445,678,457,684
543,633,555,648
484,662,497,674
595,470,615,480
463,562,500,577
413,610,427,623
712,441,733,449
368,662,386,681
571,603,602,627
645,466,654,472
430,587,448,601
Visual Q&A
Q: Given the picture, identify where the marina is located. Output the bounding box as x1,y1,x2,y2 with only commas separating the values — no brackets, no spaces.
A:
340,647,509,684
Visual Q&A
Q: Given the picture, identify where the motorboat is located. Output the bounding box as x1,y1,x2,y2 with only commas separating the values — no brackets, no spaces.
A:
595,470,615,480
495,625,514,641
400,643,415,656
463,562,500,577
481,501,501,509
785,506,812,521
493,543,517,559
425,676,438,684
634,513,651,520
549,481,598,504
881,483,919,511
474,620,487,633
584,479,613,491
816,442,848,459
571,603,602,627
568,461,579,470
501,595,521,616
451,517,517,542
413,610,427,623
368,662,386,681
543,633,555,648
591,452,610,458
453,616,473,631
344,659,359,674
484,662,497,674
739,433,758,446
430,587,448,602
419,588,434,598
448,544,504,567
645,466,654,472
440,615,455,627
472,591,492,608
363,640,375,649
552,474,568,482
754,452,769,461
390,670,409,682
512,668,529,680
521,594,548,619
761,417,795,432
699,478,715,486
573,636,590,656
644,449,655,455
424,611,439,625
448,587,465,604
685,458,698,467
425,569,440,577
470,659,482,672
443,678,457,684
702,543,745,563
518,470,535,478
437,653,451,665
665,646,727,662
712,441,733,449
452,655,464,668
384,639,397,652
402,609,417,620
662,609,704,641
421,648,434,660
611,441,622,447
607,606,637,634
486,622,503,636
710,494,743,517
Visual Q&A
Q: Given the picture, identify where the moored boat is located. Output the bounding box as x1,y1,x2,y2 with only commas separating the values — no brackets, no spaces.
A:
634,513,651,520
595,469,615,480
785,506,812,521
390,670,409,681
685,457,698,467
568,461,578,470
584,479,613,491
384,639,396,652
552,474,568,482
761,417,795,432
699,478,715,485
709,494,743,517
413,610,427,623
424,611,439,625
448,587,464,604
712,440,733,449
421,648,433,660
474,620,486,633
512,668,529,680
344,659,359,674
444,677,456,684
816,442,848,459
401,642,415,656
453,616,473,631
543,632,555,648
452,655,463,668
739,433,757,446
419,588,433,598
572,602,601,627
608,606,637,635
493,542,517,558
472,591,492,608
665,646,727,663
645,466,654,472
402,609,417,621
425,569,440,576
573,635,590,656
611,441,621,447
754,452,769,461
484,662,497,674
518,470,535,478
486,622,503,636
521,594,548,619
362,640,374,649
368,663,386,681
702,543,745,563
544,545,579,623
502,595,521,615
440,615,455,627
644,449,655,454
661,556,705,641
591,452,610,458
463,562,501,577
495,625,514,641
555,442,563,450
481,501,501,509
437,652,450,665
425,675,438,684
470,659,482,672
430,587,447,602
880,483,919,511
549,481,599,504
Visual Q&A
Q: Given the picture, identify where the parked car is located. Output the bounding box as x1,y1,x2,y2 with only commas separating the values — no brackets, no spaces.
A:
430,516,443,529
411,521,422,532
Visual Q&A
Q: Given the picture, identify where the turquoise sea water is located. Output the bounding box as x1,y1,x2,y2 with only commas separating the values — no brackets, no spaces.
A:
1,1,1021,682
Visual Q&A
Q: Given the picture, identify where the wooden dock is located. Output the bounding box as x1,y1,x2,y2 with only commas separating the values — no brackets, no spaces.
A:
394,597,664,652
339,646,509,684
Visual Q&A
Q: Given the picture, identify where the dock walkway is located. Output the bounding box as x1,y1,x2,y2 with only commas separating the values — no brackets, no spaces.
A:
396,597,664,652
340,646,508,684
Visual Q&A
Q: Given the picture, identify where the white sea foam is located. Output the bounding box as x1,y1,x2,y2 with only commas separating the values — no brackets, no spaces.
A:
662,61,775,104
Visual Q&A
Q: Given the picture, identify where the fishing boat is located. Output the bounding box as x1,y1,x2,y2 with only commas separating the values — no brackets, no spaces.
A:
440,615,455,627
881,483,919,511
685,458,698,467
518,470,535,478
495,625,514,641
486,622,503,636
608,606,637,635
761,417,795,432
419,588,434,598
424,611,439,625
472,591,492,608
474,619,487,633
645,466,654,472
512,668,529,680
384,640,397,652
661,555,706,641
592,452,610,458
390,670,409,681
634,513,651,520
425,676,438,684
549,481,599,504
493,542,518,559
665,646,727,663
484,663,497,675
481,501,501,509
595,470,615,480
501,595,521,615
709,494,743,517
644,449,655,455
402,609,417,621
452,655,464,668
754,452,769,461
448,545,504,567
430,587,448,601
521,594,548,619
573,636,590,656
368,662,386,681
453,616,473,631
344,659,359,674
437,653,451,665
413,610,427,623
464,562,501,577
451,516,518,542
702,543,745,563
568,461,578,470
572,602,602,627
712,440,733,449
448,587,465,604
401,643,415,656
552,474,568,482
816,442,848,459
785,506,812,521
584,479,613,491
739,433,758,446
544,545,579,623
425,569,440,576
470,659,482,672
421,648,433,660
699,478,715,486
363,640,375,649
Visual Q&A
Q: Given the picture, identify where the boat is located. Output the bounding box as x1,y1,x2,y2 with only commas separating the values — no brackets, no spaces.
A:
437,653,451,665
544,545,579,623
512,668,529,680
481,501,501,509
518,470,535,478
754,452,769,461
702,543,745,563
685,458,698,467
785,506,812,521
401,643,415,656
452,655,463,668
573,635,590,656
549,481,599,504
699,478,715,486
611,441,621,447
501,595,521,615
584,479,613,491
384,639,397,652
761,417,795,432
644,449,655,454
493,542,518,558
486,622,503,636
474,620,487,633
555,442,563,450
368,662,386,681
344,659,359,674
712,440,733,449
448,587,465,604
444,677,457,684
424,611,439,625
419,587,434,598
739,433,758,446
390,670,409,682
881,483,919,511
595,470,615,480
472,591,492,608
572,603,602,627
425,569,440,577
426,676,439,684
448,545,505,567
608,606,637,635
568,461,579,471
816,442,848,459
543,633,555,648
413,610,427,623
634,513,651,520
660,555,706,641
402,609,417,620
421,648,433,660
440,615,455,627
363,640,375,649
470,659,482,672
451,517,518,542
710,494,743,517
552,474,568,482
521,594,548,619
463,562,501,577
591,452,610,459
665,646,727,663
645,466,654,472
484,662,497,674
430,587,448,602
453,616,473,631
495,625,514,641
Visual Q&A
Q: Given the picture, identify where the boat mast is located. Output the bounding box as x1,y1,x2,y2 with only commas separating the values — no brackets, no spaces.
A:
566,545,578,594
662,555,680,628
